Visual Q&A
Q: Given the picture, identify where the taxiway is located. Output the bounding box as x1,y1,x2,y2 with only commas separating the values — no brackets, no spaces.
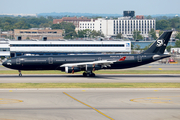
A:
0,74,180,83
0,89,180,120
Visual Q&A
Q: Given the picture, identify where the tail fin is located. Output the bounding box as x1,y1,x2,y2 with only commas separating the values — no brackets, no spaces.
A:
142,30,173,54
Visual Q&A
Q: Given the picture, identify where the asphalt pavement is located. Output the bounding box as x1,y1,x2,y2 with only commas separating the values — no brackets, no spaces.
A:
0,89,180,120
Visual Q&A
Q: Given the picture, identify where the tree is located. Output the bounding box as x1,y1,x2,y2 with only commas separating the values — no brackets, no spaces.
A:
91,30,104,37
175,32,180,40
51,24,60,29
78,29,104,38
159,31,164,37
175,40,180,47
78,30,87,38
133,31,143,40
169,17,180,28
134,44,141,50
13,21,30,29
131,44,134,50
0,19,2,28
166,45,173,52
146,15,152,19
2,22,12,31
39,23,50,28
51,22,77,39
148,29,157,40
116,33,122,39
143,43,153,50
156,20,171,30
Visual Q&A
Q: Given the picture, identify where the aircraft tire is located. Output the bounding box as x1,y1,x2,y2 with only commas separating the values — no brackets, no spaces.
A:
90,73,95,77
86,73,90,77
83,72,87,77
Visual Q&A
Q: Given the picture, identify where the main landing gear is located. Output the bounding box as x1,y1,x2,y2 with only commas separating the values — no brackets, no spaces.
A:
83,71,95,77
18,70,22,77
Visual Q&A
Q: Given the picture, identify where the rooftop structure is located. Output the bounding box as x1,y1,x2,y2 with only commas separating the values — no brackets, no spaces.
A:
53,17,93,28
14,29,63,40
123,11,135,18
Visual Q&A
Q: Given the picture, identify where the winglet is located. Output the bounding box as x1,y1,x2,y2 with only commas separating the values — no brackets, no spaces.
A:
118,57,126,61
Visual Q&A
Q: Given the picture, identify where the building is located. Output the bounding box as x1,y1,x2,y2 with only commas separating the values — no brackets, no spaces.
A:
9,40,131,57
171,48,180,54
136,15,144,19
0,31,14,39
0,40,10,57
53,17,93,28
123,11,135,18
14,28,63,40
79,17,156,39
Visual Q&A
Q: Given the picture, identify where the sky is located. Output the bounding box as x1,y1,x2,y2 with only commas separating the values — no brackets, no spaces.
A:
0,0,180,15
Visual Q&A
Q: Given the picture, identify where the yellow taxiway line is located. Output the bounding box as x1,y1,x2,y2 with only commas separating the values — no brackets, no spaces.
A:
63,92,114,120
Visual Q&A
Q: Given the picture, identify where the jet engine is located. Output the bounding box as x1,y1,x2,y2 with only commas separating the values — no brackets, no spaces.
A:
65,66,81,73
86,64,101,71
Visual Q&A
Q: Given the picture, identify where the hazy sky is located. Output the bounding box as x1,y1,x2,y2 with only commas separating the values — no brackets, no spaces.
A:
0,0,179,15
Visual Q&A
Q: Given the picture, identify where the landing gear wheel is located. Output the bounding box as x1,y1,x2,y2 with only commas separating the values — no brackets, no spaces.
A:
83,72,87,77
86,73,90,77
18,70,22,77
83,72,95,77
19,73,22,77
90,73,95,77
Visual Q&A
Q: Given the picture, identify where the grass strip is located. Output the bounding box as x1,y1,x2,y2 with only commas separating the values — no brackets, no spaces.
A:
0,83,180,88
0,70,180,74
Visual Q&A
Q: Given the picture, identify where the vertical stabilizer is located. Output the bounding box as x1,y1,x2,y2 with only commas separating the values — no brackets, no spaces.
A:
142,31,173,54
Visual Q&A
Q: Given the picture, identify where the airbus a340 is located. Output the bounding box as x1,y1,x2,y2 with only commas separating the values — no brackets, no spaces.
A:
3,31,172,77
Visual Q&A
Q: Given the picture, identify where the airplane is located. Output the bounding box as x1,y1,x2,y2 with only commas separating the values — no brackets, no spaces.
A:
2,30,172,77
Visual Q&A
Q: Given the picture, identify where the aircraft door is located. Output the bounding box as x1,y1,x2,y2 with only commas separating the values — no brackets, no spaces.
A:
137,55,142,62
16,58,21,65
48,57,53,64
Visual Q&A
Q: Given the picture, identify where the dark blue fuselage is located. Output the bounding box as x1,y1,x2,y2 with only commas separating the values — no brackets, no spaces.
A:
2,53,163,71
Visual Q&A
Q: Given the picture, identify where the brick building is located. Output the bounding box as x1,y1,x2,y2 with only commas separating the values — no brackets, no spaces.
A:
136,15,144,19
53,17,92,28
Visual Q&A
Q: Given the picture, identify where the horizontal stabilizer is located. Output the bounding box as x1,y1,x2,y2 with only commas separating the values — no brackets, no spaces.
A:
153,54,171,60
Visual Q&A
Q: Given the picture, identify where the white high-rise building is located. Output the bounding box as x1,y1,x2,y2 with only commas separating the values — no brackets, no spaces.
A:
79,17,156,39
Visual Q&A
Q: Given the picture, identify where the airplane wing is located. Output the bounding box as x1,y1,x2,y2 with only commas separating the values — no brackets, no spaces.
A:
60,56,126,68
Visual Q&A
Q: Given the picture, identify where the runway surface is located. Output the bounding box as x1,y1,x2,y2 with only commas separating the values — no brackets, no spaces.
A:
0,64,180,120
0,89,180,120
0,74,180,83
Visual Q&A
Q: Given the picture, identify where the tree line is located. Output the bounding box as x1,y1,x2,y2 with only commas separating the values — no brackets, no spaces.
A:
1,16,180,31
0,16,53,31
0,16,180,40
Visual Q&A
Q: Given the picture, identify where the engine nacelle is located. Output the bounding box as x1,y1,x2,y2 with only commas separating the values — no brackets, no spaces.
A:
93,65,101,71
86,64,101,71
65,66,81,73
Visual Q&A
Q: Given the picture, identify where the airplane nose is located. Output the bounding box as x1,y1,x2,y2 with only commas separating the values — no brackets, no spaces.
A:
2,61,6,67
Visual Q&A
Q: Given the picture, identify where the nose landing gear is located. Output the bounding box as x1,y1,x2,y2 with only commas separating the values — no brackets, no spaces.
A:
18,70,22,77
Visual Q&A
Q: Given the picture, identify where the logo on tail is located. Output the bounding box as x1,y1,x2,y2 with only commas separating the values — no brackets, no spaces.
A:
156,39,164,47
